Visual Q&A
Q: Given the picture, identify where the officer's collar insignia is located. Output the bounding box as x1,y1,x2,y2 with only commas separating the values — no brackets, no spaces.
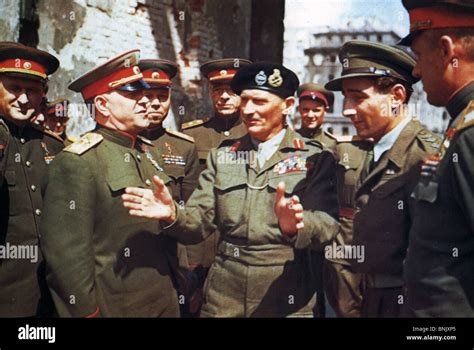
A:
229,141,241,152
255,70,267,86
292,138,305,149
273,155,307,175
268,69,283,87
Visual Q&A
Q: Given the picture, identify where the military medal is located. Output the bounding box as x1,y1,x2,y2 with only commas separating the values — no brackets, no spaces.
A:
273,155,307,175
141,145,163,172
41,141,55,164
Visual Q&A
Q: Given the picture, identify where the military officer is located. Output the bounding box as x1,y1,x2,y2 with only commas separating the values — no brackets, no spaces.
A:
324,135,372,317
400,0,474,317
325,40,440,317
296,83,336,150
40,50,180,317
122,62,340,317
139,59,201,315
179,58,252,284
0,42,63,317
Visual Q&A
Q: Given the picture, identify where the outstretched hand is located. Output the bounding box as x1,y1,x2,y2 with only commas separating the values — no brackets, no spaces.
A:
274,181,304,237
122,175,176,224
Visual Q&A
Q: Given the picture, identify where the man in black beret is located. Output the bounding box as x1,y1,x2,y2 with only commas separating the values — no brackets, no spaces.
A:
122,62,340,317
325,40,440,317
0,42,63,317
400,0,474,317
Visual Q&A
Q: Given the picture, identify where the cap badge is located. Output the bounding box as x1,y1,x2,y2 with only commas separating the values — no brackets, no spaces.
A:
152,71,160,79
268,69,283,87
255,70,267,86
23,61,32,70
220,70,227,76
133,66,141,74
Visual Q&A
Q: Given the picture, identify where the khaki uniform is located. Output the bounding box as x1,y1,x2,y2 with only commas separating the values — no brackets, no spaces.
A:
181,113,247,269
297,128,336,151
0,117,64,316
352,120,440,317
324,136,372,317
164,129,339,317
40,126,179,317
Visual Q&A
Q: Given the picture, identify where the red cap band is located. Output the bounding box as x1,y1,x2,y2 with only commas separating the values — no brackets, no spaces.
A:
142,69,172,86
0,58,48,79
207,69,238,81
299,90,329,107
81,65,143,100
409,6,474,32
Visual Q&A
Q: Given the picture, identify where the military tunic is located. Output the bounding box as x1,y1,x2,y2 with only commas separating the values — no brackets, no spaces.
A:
405,84,474,317
40,126,179,317
352,120,440,317
324,137,371,317
164,128,339,317
181,113,247,269
0,117,64,317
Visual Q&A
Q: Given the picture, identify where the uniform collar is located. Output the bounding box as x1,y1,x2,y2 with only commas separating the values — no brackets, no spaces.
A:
210,112,242,131
446,81,474,120
298,126,322,139
96,125,138,149
373,117,411,162
1,116,35,137
142,125,165,141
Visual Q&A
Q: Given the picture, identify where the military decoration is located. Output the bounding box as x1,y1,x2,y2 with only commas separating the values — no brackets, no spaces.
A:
273,155,307,175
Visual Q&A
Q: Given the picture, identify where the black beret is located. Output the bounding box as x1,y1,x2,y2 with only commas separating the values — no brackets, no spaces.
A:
231,62,300,98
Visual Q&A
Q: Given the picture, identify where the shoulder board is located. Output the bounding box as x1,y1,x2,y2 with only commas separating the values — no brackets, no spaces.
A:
416,129,441,150
458,100,474,132
64,132,103,155
181,118,209,130
66,135,79,143
137,135,154,146
165,128,195,143
335,135,371,143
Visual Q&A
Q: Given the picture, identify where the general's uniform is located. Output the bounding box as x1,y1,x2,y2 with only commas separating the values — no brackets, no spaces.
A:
325,40,440,317
0,42,62,317
163,62,339,317
324,136,371,317
40,50,180,317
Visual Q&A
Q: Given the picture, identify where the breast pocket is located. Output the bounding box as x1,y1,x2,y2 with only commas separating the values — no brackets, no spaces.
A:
267,172,308,195
3,170,20,216
214,172,248,228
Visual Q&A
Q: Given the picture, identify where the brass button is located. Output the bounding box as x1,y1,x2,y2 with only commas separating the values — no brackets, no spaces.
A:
26,160,31,167
31,185,37,191
35,209,41,216
145,179,152,186
20,138,26,144
137,154,142,160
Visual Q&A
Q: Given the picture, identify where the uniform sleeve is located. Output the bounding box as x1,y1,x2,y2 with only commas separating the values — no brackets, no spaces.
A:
181,143,200,202
294,150,340,251
0,126,8,188
452,128,474,233
163,150,218,244
40,153,100,317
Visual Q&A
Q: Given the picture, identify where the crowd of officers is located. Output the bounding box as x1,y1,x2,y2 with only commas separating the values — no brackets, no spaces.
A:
0,0,473,318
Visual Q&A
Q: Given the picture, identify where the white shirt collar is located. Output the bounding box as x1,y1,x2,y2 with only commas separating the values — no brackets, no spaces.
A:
251,128,287,167
373,117,411,162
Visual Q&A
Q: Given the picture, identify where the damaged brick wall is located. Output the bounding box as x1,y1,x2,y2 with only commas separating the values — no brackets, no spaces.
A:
1,0,285,136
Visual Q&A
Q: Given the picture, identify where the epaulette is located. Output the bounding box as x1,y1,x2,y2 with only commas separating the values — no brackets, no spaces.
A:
64,132,103,155
457,100,474,132
66,135,79,144
417,129,441,150
137,135,154,146
165,128,195,143
334,135,370,143
181,118,209,130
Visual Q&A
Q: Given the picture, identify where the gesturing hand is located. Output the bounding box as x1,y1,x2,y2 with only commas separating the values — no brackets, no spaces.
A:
122,175,176,224
274,181,304,237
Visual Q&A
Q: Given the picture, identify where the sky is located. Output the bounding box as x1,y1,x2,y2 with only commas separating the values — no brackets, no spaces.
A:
285,0,410,36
